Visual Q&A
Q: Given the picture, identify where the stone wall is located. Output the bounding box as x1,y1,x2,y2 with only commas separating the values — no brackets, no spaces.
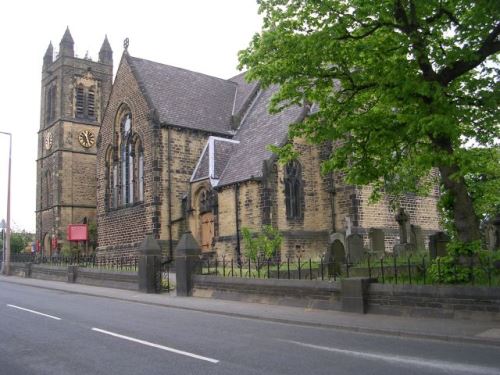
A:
96,55,157,250
193,275,341,310
160,128,213,248
367,283,500,321
10,262,138,291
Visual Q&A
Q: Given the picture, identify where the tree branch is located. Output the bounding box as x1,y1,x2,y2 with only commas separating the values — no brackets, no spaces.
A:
438,22,500,86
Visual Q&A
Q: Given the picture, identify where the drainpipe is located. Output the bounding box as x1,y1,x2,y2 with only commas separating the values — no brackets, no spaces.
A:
167,126,173,258
234,183,241,262
330,172,336,233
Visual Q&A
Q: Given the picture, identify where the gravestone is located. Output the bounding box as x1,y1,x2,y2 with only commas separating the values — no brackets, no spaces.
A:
368,228,385,255
393,208,415,256
329,239,346,276
410,225,425,252
429,232,450,259
346,234,364,264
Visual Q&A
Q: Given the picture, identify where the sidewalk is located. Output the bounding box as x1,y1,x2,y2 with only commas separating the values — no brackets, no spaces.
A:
1,275,499,347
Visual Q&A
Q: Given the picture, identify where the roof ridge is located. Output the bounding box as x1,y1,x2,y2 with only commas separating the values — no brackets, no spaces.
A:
128,55,237,85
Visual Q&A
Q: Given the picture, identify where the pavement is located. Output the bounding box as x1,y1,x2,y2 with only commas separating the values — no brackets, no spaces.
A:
1,274,499,347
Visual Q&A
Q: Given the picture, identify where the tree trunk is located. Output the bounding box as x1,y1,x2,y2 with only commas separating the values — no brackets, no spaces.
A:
438,164,481,243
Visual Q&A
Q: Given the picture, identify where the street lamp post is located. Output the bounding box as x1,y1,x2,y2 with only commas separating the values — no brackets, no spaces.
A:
0,131,11,275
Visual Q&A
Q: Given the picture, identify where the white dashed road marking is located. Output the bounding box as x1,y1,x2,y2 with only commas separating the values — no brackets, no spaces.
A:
92,327,219,364
7,304,62,320
282,339,500,375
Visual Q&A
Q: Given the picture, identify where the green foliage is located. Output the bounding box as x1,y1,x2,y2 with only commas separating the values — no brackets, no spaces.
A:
428,241,500,284
242,227,259,261
88,221,98,249
61,243,79,257
5,231,34,254
239,0,500,240
241,225,283,261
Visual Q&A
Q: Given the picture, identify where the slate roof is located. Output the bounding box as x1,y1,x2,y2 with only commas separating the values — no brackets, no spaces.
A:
217,86,305,187
127,55,236,135
123,53,305,187
229,72,260,116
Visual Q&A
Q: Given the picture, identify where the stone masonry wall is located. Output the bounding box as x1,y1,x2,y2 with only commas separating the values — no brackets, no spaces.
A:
96,55,155,250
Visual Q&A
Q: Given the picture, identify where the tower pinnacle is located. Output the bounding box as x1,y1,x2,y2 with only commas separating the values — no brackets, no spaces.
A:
59,26,74,57
99,35,113,64
43,42,53,69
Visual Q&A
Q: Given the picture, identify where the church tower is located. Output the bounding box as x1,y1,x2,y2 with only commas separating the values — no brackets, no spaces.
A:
36,28,113,255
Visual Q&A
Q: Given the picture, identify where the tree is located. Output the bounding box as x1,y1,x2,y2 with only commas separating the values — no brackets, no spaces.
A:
239,0,500,243
10,231,33,253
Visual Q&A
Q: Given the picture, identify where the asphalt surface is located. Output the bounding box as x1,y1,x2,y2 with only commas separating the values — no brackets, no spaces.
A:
1,281,500,375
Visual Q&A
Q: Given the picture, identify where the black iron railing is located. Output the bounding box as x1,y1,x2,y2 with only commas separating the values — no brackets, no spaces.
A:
11,253,139,272
199,253,500,287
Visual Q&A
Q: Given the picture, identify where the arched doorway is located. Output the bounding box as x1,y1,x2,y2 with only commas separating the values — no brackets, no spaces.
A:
197,188,216,253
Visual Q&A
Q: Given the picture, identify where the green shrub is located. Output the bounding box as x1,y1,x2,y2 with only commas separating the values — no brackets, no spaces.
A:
241,225,283,261
428,241,500,284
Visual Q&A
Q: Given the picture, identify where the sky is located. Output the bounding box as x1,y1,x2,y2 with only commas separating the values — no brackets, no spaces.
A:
0,0,262,233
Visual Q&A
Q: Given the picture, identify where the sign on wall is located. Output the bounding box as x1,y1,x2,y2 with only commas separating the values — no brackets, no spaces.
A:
67,224,88,241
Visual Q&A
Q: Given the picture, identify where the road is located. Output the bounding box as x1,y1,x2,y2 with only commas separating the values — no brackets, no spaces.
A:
0,282,499,375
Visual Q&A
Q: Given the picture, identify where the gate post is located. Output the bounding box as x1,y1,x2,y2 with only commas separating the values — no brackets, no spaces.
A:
138,235,162,293
175,232,201,297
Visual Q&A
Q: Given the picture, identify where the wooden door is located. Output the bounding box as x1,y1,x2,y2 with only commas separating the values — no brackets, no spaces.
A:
200,212,214,252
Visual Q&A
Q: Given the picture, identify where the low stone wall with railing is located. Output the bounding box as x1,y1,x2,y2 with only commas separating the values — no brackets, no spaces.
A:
10,262,139,291
193,275,341,310
367,283,500,321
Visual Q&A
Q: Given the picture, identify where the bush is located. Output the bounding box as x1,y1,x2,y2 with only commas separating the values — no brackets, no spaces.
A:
241,225,283,261
428,241,500,284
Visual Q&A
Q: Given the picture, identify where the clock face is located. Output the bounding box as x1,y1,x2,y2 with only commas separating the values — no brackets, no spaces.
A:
78,130,95,148
44,132,53,150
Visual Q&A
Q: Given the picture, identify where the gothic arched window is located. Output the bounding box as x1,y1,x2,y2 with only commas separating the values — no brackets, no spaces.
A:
105,146,117,210
107,107,145,210
120,113,132,205
284,160,303,219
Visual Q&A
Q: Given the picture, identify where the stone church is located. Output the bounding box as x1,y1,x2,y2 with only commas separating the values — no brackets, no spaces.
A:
36,30,441,259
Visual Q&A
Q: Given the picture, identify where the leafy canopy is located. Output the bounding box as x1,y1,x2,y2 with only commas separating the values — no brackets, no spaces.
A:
239,0,499,218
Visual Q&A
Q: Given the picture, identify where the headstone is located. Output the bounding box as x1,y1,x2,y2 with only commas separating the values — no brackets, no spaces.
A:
395,208,410,244
328,239,345,277
368,228,385,255
175,231,201,297
138,235,162,293
410,225,425,252
346,234,364,263
428,231,450,259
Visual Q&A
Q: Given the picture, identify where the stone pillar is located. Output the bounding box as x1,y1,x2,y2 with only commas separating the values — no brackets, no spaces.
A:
138,235,162,293
175,232,201,297
24,262,32,278
67,265,78,283
341,277,374,314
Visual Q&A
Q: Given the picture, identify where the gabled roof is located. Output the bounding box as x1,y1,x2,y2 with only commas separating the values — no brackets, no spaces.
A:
217,86,306,187
127,55,236,135
191,136,239,186
229,72,260,117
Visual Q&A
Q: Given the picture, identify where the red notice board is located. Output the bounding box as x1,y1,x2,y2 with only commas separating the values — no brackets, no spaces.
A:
67,224,88,241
